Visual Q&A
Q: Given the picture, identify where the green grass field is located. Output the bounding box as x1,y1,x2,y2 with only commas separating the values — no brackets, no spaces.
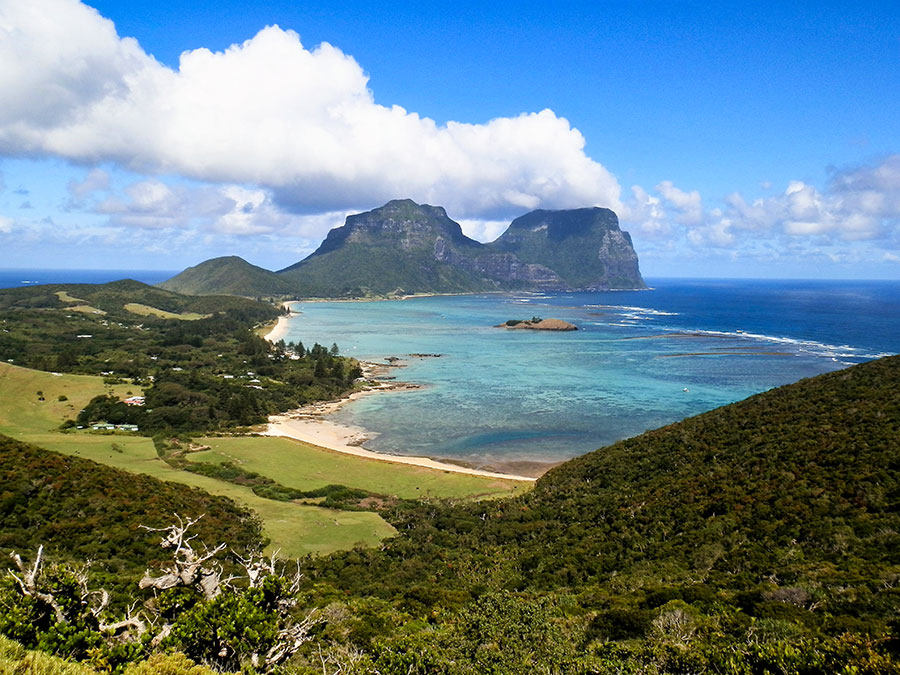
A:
123,302,210,320
0,363,524,556
54,290,87,303
189,436,526,500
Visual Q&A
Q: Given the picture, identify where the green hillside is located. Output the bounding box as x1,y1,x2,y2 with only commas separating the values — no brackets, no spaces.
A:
158,256,297,296
0,433,263,585
295,355,900,672
0,278,274,316
0,280,357,433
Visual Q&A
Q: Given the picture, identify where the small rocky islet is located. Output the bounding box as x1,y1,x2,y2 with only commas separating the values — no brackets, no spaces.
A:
495,317,577,331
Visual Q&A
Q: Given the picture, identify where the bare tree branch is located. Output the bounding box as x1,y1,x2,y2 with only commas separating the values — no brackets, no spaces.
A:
139,513,225,600
262,611,319,667
99,602,147,639
7,546,67,624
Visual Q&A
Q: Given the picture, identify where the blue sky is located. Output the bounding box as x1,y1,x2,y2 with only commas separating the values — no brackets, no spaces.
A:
0,0,898,278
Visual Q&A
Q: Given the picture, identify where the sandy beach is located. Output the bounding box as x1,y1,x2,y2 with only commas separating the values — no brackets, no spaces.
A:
261,374,535,482
262,315,536,481
264,303,299,343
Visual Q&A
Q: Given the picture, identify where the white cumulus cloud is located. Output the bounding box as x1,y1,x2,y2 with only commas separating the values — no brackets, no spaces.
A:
90,177,349,243
457,218,511,243
0,0,622,219
620,185,668,237
95,180,229,229
656,180,703,225
623,156,900,254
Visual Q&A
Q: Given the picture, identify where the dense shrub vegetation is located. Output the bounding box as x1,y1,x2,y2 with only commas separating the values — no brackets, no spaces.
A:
0,281,360,434
0,435,263,584
1,295,898,673
292,354,900,673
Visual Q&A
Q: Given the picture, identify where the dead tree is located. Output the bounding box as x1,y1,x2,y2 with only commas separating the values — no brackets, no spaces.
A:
7,546,146,641
260,612,319,669
7,545,67,624
235,550,320,670
8,516,319,671
139,513,226,600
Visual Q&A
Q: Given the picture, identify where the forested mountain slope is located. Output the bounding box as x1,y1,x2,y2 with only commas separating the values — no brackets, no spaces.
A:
157,256,296,296
299,355,900,672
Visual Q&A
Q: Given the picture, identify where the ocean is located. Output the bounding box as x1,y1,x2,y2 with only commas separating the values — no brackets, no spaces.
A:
4,270,896,469
0,268,177,289
282,278,900,468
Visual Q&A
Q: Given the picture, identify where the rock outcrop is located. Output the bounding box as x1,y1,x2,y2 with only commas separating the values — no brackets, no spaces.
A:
496,318,578,331
490,208,645,291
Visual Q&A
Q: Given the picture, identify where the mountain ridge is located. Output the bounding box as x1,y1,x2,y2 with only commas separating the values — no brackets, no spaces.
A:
161,199,646,297
157,255,296,297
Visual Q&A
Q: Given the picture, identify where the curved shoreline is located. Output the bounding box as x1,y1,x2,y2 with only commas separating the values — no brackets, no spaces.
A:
263,309,535,482
262,416,535,482
261,384,535,482
263,307,298,342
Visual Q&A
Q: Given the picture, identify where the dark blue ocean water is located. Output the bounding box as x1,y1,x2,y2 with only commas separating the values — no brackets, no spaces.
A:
285,279,900,466
0,269,176,289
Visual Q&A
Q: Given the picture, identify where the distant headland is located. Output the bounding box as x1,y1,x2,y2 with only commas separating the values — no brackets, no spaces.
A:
159,199,646,298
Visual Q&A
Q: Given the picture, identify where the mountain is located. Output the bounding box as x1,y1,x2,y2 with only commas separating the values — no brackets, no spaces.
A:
278,199,646,296
277,199,497,297
161,200,646,297
157,255,295,296
491,207,645,290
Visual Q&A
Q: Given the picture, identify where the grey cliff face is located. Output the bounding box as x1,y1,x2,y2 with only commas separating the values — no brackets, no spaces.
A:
278,199,645,295
470,254,564,288
489,207,647,290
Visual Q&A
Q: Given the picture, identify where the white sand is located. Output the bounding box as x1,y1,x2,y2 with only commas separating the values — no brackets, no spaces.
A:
264,302,299,342
262,307,535,482
262,417,535,482
261,386,535,482
264,314,291,343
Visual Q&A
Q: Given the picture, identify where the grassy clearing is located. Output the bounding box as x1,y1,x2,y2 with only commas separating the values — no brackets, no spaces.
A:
255,318,278,338
23,429,394,558
0,362,394,557
54,290,87,303
189,436,528,500
0,362,135,434
0,362,525,557
123,302,210,320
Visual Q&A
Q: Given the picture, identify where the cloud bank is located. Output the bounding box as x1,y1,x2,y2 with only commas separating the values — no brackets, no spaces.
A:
0,0,621,219
625,155,900,251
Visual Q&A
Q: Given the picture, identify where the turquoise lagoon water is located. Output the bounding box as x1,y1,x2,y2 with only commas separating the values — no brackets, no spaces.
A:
281,279,900,467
